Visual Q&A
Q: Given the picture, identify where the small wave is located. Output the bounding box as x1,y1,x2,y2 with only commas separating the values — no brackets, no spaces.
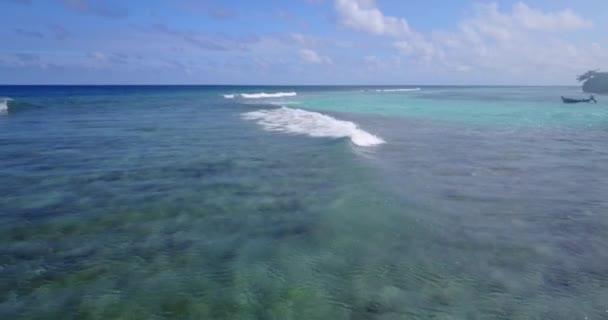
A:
223,92,297,99
375,88,421,92
242,107,384,147
0,97,12,114
240,92,297,99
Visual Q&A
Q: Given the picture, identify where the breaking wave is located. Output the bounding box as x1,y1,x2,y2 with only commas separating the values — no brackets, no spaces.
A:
241,92,297,99
242,107,384,147
0,97,12,114
375,88,421,92
224,92,297,99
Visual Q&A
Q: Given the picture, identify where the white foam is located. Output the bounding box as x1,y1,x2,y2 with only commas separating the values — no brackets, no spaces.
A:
240,92,297,99
242,107,385,147
223,94,235,99
375,88,421,92
0,97,12,114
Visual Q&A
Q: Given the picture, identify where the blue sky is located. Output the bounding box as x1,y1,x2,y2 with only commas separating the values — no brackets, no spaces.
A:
1,0,606,84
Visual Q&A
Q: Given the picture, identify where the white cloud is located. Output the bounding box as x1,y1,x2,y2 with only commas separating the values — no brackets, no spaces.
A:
299,49,332,64
333,0,603,83
512,2,592,32
335,0,440,62
334,0,439,65
437,3,599,75
459,3,513,43
394,38,437,62
455,2,592,45
334,0,410,37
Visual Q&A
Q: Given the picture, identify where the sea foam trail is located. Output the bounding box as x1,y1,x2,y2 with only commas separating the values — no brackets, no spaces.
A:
0,97,12,113
223,94,235,99
375,88,421,92
239,92,297,99
242,107,385,147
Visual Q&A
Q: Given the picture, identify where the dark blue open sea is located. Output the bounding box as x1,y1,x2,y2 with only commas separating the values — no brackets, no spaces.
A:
1,86,607,319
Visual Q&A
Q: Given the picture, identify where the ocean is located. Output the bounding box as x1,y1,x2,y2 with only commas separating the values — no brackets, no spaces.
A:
1,86,607,319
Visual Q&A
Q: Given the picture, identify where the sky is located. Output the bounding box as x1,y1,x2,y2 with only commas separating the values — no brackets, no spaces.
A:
0,0,607,85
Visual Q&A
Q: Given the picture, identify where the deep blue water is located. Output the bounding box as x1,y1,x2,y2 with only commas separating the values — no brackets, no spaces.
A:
1,86,607,319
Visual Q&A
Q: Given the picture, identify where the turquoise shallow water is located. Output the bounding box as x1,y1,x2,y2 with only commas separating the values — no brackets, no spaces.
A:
298,86,608,127
1,86,608,319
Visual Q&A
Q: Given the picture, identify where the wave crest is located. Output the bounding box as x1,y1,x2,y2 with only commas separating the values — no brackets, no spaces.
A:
242,107,384,147
0,97,12,114
224,92,297,99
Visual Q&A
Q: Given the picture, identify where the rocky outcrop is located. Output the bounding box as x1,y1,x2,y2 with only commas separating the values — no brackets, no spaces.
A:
579,70,608,94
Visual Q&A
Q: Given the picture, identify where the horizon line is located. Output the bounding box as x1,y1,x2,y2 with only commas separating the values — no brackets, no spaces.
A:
0,84,580,87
